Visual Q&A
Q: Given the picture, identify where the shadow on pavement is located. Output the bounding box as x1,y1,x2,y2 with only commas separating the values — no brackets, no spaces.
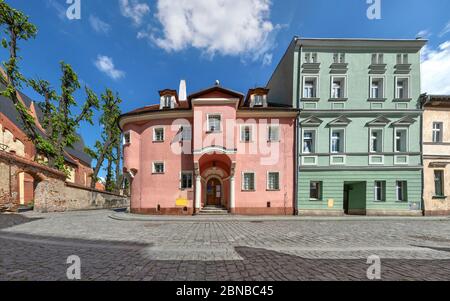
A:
1,230,450,281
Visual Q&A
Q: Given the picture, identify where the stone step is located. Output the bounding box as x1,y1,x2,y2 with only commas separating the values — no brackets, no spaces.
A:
198,207,229,215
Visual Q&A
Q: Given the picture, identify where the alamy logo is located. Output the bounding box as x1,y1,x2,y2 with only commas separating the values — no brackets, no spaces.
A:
366,0,381,20
366,255,381,280
66,0,81,20
66,255,81,280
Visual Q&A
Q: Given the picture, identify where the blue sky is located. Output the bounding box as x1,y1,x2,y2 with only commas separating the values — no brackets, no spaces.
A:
2,0,450,177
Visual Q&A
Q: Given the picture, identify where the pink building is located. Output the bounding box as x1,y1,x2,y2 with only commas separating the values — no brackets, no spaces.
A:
119,82,298,215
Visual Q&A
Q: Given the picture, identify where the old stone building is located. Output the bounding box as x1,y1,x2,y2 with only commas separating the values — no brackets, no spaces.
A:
0,85,95,208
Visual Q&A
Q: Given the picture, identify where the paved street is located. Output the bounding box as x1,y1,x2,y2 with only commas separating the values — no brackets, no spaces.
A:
1,210,450,281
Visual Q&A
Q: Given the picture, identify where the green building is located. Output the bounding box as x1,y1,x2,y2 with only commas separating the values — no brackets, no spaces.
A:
267,38,426,216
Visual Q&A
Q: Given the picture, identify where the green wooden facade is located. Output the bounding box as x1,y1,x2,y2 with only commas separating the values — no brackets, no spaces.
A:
267,38,427,215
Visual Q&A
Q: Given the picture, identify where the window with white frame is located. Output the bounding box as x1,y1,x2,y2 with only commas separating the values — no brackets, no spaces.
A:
242,172,255,191
303,77,318,98
241,125,253,142
303,130,316,153
207,115,221,133
123,131,131,145
181,125,192,141
310,181,322,200
163,95,172,108
267,172,280,190
331,129,345,153
374,181,386,202
395,128,408,152
370,77,384,99
396,53,408,64
153,162,165,174
304,52,317,63
153,128,164,142
370,128,383,153
371,53,384,64
254,95,263,107
434,170,445,197
331,76,346,99
396,181,407,202
333,52,346,64
432,122,443,143
268,125,280,142
395,77,410,99
180,172,193,189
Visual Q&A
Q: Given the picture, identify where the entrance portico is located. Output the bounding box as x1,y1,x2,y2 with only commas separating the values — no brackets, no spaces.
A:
194,151,236,214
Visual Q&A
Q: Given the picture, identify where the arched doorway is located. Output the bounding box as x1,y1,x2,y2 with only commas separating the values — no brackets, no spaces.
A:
206,177,222,206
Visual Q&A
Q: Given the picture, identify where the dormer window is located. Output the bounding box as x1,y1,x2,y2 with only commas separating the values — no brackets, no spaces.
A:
247,88,269,108
163,96,171,108
254,95,263,107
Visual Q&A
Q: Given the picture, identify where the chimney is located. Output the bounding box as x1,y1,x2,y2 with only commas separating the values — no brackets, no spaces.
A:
179,80,187,101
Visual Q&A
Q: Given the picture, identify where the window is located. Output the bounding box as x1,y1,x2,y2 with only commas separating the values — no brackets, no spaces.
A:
123,131,131,145
374,181,385,202
397,54,408,64
181,126,192,141
254,95,263,106
207,115,221,133
153,162,165,174
331,77,346,99
370,77,384,99
310,181,322,200
241,125,253,142
333,52,346,64
303,130,316,153
331,129,345,153
268,125,280,142
432,122,443,143
163,96,172,108
395,129,408,152
370,129,383,153
242,173,255,191
396,181,407,202
180,172,193,189
395,77,410,99
153,128,164,142
305,52,317,63
303,77,318,98
372,53,384,64
267,172,280,190
434,170,445,197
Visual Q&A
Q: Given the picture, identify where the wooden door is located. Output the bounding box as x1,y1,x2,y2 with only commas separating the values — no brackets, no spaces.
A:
206,178,221,206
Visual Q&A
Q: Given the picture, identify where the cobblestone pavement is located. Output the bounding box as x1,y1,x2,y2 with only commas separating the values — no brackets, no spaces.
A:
1,210,450,281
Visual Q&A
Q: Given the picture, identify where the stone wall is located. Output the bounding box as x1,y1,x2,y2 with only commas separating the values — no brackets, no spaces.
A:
36,182,129,213
0,150,129,213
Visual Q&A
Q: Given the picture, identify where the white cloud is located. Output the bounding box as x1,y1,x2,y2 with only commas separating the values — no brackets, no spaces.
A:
89,15,111,34
119,0,150,26
439,21,450,37
417,29,431,39
94,55,125,80
421,41,450,94
46,0,66,20
140,0,278,64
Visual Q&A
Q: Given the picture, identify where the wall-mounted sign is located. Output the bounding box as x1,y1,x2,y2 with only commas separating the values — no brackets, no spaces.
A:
176,198,189,207
328,199,334,208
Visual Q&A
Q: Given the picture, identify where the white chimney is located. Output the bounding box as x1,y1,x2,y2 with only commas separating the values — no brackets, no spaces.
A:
179,80,187,101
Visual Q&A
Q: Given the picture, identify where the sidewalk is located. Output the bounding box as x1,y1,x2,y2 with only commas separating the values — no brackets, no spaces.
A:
109,211,450,222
